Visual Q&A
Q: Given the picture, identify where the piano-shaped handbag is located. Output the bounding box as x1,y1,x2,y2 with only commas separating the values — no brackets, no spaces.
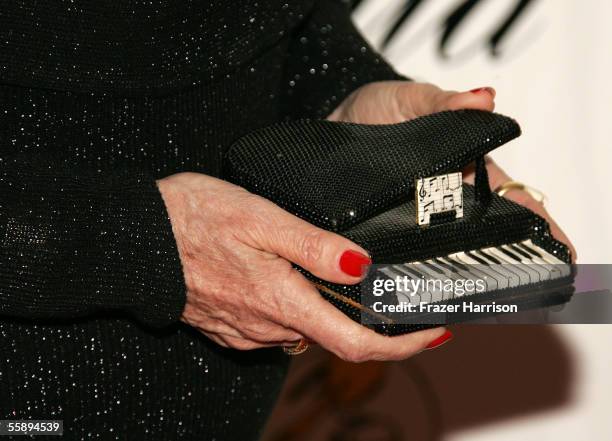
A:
225,110,574,336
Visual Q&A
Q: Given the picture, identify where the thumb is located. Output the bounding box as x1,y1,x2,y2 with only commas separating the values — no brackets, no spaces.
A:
254,205,372,285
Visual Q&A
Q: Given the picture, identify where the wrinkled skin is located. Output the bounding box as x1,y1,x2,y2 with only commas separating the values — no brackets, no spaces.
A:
157,80,574,361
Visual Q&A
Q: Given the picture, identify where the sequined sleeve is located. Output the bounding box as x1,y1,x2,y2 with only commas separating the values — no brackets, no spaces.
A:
0,153,187,328
282,0,409,120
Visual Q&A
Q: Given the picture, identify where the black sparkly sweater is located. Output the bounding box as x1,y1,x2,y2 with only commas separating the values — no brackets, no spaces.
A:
0,1,401,439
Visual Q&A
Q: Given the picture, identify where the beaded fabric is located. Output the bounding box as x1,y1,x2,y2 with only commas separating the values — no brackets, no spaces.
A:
226,110,522,231
225,111,572,335
0,1,402,439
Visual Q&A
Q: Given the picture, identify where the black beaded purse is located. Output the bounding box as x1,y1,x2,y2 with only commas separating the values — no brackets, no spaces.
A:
225,110,574,336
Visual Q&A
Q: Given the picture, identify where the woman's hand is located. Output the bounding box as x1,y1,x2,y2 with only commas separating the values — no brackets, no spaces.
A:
463,157,577,261
329,81,575,260
157,172,447,360
327,80,495,124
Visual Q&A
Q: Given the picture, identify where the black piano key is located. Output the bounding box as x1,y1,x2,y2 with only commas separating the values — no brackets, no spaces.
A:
518,242,543,258
470,250,521,287
485,248,533,284
466,251,490,265
477,250,503,264
423,261,445,275
434,258,458,273
499,247,524,263
443,256,470,272
397,264,425,280
449,254,502,290
509,244,533,260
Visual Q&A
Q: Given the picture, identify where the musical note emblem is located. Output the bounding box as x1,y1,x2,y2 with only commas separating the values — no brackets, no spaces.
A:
418,179,427,199
415,171,464,226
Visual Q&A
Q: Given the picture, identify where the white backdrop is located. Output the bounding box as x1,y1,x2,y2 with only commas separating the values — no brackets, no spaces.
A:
353,0,612,439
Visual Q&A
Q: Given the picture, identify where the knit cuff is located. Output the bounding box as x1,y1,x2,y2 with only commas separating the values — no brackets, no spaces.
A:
0,152,187,327
101,178,187,328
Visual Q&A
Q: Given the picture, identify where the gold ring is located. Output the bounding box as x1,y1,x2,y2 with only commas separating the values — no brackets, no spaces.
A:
495,180,546,204
282,339,309,356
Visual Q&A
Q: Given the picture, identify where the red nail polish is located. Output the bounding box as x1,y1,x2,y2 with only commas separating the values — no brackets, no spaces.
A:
425,330,453,350
470,87,495,96
339,250,371,277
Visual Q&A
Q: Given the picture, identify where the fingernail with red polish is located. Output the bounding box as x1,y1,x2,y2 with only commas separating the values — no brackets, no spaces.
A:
470,87,495,97
425,330,453,350
339,250,371,277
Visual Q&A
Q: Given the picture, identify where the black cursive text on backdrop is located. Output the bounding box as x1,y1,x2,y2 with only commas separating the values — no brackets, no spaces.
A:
351,0,539,59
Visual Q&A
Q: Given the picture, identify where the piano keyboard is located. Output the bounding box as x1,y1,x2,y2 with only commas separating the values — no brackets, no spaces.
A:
377,239,572,306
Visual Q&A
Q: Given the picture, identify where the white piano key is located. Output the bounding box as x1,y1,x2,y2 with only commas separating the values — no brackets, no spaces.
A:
409,262,445,303
425,259,456,300
472,249,530,286
521,240,563,264
479,250,504,265
500,245,551,281
391,265,428,304
429,258,486,298
468,250,518,288
465,251,489,265
378,267,413,304
508,243,535,260
438,257,498,292
451,252,514,289
509,243,562,279
517,241,543,258
396,239,571,309
522,240,571,277
481,247,540,284
458,251,516,288
426,259,457,280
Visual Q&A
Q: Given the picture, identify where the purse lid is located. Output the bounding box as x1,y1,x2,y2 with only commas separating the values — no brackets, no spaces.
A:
225,110,521,231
